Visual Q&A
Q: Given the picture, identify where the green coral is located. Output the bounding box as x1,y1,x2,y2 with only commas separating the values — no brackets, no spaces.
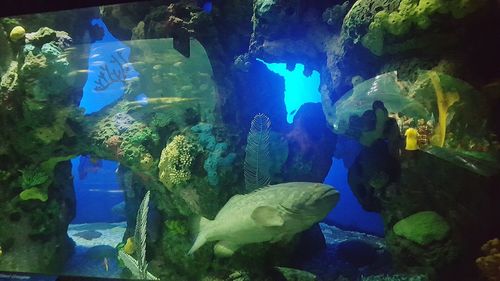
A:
0,61,19,92
25,27,58,46
19,187,48,202
20,168,49,190
90,112,158,170
393,211,450,246
165,220,188,236
360,0,487,55
33,108,71,144
158,135,200,189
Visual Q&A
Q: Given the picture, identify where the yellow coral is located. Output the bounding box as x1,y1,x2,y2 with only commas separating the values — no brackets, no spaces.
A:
9,26,25,41
158,135,198,188
476,238,500,281
124,237,135,255
139,153,154,170
404,128,419,150
429,71,460,147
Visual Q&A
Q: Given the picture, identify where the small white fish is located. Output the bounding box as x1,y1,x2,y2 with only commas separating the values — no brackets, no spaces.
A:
103,257,109,272
180,85,193,92
91,60,106,66
173,61,183,67
199,84,209,91
89,53,101,59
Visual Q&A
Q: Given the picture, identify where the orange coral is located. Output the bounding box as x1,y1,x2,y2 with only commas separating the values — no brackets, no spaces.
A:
476,238,500,281
105,135,123,159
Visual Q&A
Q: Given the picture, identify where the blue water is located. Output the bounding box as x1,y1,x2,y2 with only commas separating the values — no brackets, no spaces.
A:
259,60,322,123
323,158,385,236
261,61,384,236
79,18,138,115
71,18,130,224
70,158,124,224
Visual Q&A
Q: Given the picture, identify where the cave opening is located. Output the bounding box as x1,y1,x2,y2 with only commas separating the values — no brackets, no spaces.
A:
260,59,384,236
65,18,131,277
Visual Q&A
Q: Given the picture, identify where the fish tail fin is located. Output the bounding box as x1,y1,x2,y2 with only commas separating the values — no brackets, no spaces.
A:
188,216,211,255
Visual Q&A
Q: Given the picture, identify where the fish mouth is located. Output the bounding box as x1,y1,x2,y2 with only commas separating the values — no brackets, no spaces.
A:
320,187,338,198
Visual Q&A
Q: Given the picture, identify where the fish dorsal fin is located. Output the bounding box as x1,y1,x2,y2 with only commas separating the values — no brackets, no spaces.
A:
251,206,284,227
216,194,245,218
225,194,245,206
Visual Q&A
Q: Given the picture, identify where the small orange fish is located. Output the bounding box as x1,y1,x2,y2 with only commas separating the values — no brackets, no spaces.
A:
103,257,109,272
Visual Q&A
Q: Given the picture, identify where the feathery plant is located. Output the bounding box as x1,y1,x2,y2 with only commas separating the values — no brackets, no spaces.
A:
244,113,271,191
118,191,159,280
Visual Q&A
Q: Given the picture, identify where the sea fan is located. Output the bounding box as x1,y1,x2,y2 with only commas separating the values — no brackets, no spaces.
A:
119,190,158,280
134,190,151,279
118,250,159,280
244,113,271,191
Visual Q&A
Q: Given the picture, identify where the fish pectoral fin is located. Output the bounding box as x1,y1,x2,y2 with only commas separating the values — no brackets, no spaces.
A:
214,241,241,257
251,206,284,227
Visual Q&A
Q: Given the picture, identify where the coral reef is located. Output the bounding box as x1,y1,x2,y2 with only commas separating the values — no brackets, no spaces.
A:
9,26,25,41
89,111,159,172
158,134,200,188
476,238,500,281
360,0,487,55
191,123,236,187
392,211,450,246
0,0,498,280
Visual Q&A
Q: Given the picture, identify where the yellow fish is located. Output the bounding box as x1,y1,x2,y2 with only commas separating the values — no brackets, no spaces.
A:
124,237,135,255
0,245,3,256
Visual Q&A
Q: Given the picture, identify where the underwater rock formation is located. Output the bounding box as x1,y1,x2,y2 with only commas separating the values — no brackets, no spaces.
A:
0,0,499,280
0,23,83,273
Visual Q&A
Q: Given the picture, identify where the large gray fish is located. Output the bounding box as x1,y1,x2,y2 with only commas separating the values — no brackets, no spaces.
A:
188,182,339,257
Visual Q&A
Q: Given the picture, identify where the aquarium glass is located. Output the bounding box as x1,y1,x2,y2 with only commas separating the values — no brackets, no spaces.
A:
0,1,498,281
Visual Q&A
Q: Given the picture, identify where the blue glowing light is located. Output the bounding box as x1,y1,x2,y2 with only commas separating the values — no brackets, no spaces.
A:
203,1,213,13
259,60,321,123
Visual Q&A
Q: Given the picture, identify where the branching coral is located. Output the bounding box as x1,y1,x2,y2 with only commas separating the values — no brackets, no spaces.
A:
158,135,199,188
428,71,459,147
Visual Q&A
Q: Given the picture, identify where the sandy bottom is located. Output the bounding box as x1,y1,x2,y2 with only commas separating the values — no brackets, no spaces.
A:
62,222,127,278
67,222,127,248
